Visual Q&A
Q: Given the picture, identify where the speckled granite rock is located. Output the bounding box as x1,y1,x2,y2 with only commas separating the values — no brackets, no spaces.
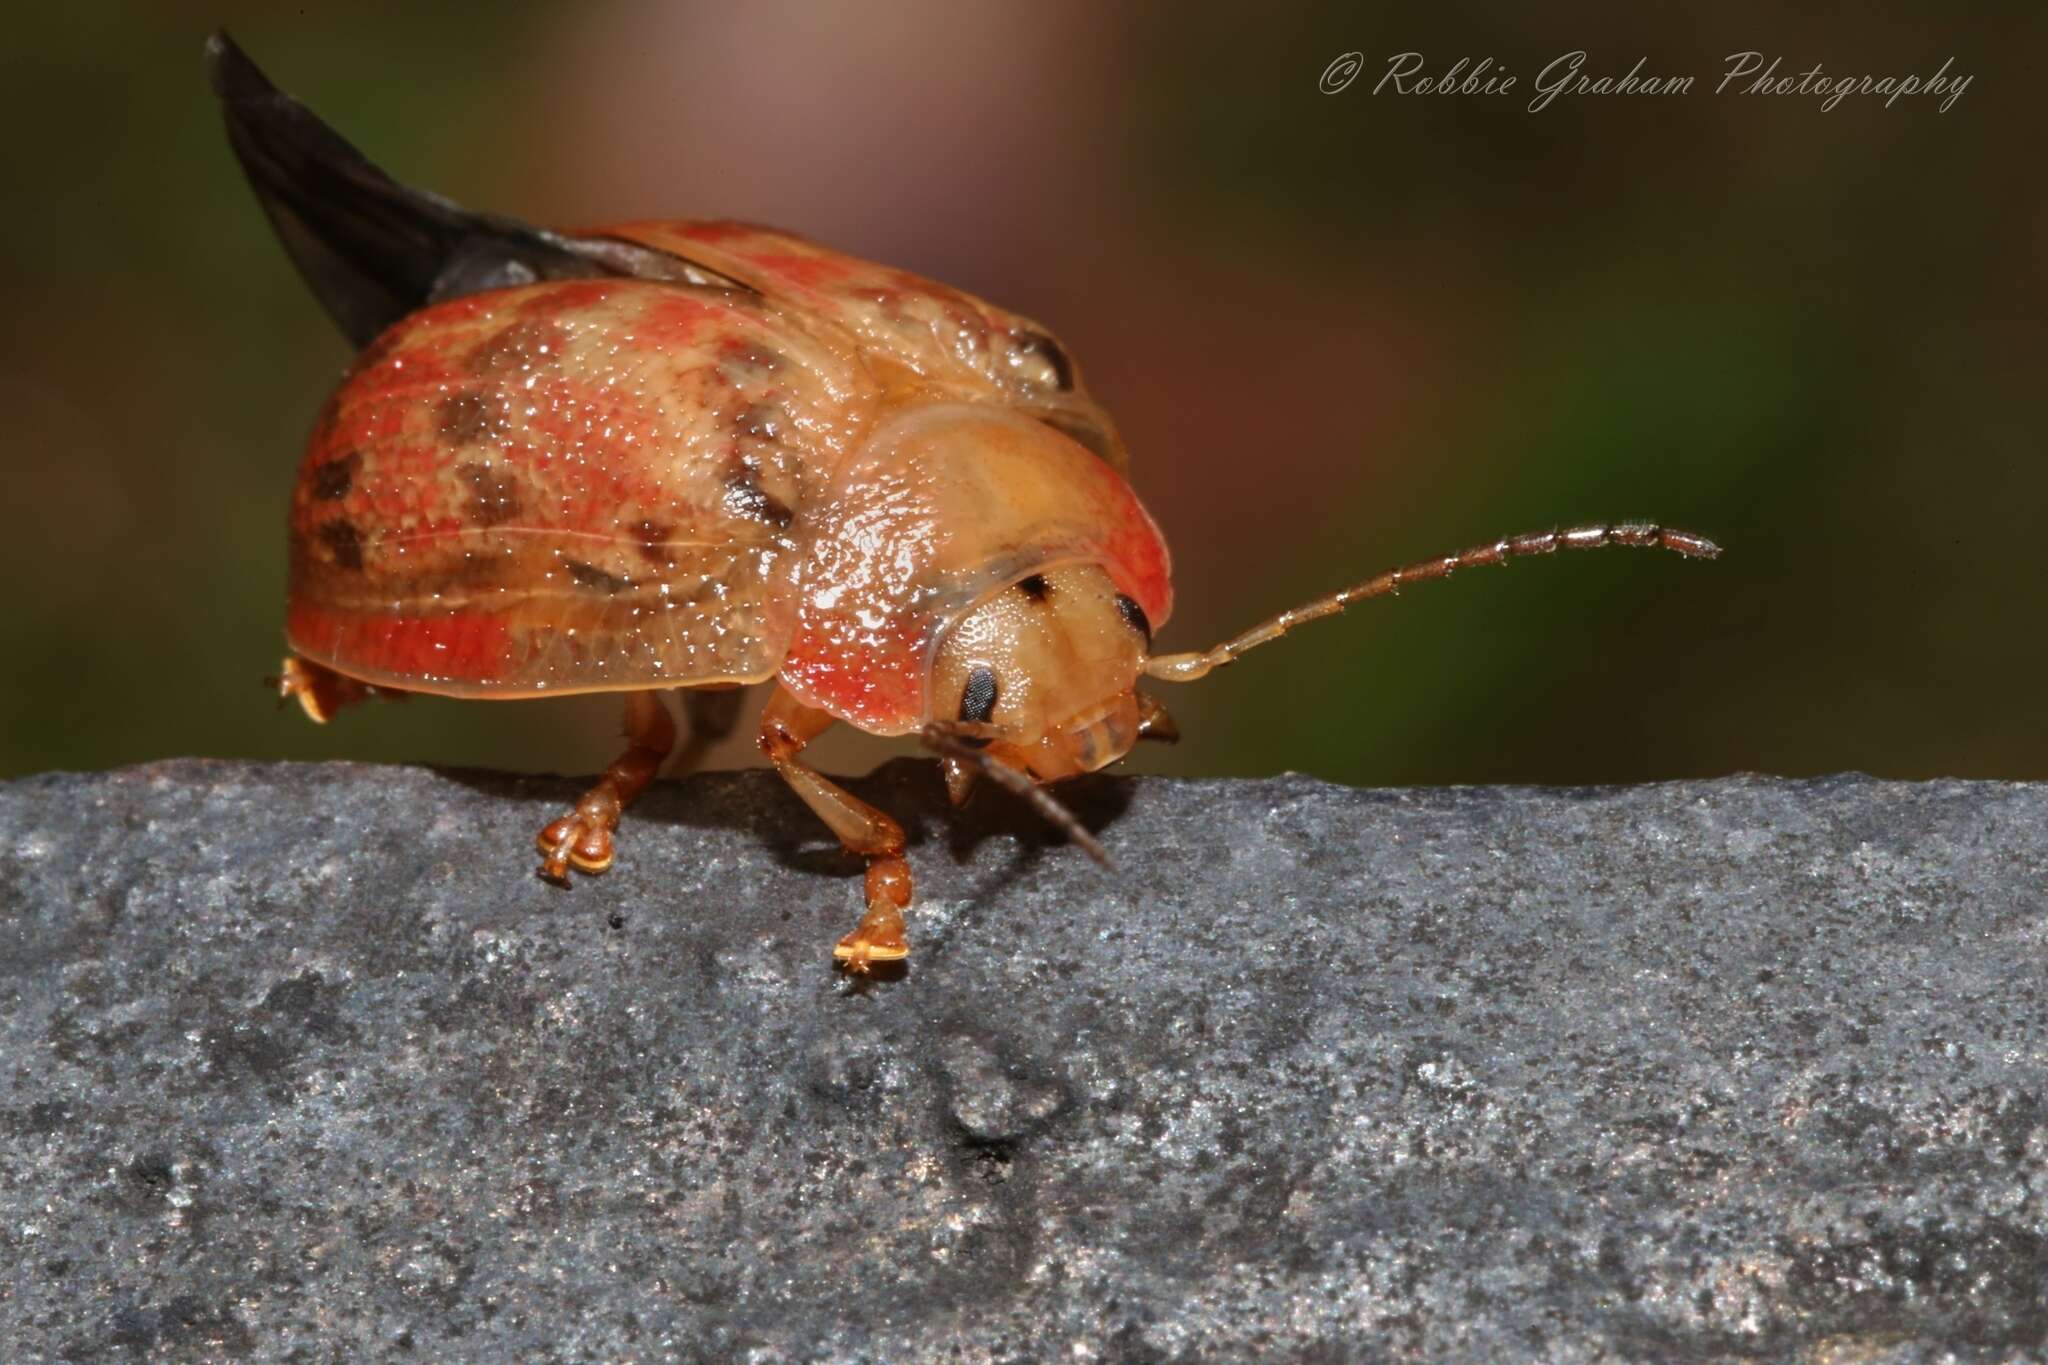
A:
1,760,2044,1360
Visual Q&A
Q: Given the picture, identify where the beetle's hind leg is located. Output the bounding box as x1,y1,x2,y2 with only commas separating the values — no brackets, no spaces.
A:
536,690,676,882
758,686,912,973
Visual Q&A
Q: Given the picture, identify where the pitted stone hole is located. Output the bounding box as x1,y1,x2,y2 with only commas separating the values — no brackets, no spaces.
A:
939,1034,1066,1145
964,1137,1018,1185
125,1153,175,1196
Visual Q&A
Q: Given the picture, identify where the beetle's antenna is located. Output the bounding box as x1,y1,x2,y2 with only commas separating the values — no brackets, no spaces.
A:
1144,522,1719,683
920,724,1114,871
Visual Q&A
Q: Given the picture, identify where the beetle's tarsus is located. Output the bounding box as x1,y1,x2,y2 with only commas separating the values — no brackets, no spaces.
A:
835,933,912,973
536,818,615,882
834,847,913,972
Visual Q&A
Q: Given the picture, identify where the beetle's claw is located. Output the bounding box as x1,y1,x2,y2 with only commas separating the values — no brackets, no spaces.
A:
536,817,614,883
833,937,911,973
833,900,910,973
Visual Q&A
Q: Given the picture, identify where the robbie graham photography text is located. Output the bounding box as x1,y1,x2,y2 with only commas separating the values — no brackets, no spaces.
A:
1317,51,1973,112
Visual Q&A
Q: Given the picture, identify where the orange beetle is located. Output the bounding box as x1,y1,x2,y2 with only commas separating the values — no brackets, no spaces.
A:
212,34,1717,971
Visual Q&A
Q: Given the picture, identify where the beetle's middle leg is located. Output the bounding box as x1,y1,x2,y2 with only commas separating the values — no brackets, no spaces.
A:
758,685,912,972
671,684,746,776
536,690,676,882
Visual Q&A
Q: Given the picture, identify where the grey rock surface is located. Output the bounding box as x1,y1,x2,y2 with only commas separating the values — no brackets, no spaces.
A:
1,760,2045,1361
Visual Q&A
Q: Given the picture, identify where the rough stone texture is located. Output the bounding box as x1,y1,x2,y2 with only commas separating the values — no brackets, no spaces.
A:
1,760,2045,1361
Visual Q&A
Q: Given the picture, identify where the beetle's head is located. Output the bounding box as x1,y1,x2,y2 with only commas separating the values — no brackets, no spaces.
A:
927,563,1174,801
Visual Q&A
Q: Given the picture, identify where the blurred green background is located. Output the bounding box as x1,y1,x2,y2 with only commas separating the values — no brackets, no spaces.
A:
2,2,2040,787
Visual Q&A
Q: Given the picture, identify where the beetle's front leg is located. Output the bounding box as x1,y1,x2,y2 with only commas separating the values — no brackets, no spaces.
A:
759,685,912,972
536,690,675,882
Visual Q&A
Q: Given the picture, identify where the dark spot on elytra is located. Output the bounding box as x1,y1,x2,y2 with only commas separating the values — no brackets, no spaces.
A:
458,461,523,527
1013,329,1074,391
959,666,999,725
732,401,787,440
722,459,795,529
318,521,363,571
437,390,507,445
1115,593,1151,643
309,450,359,501
1016,574,1050,602
564,559,632,594
631,520,676,568
718,341,787,381
467,319,570,377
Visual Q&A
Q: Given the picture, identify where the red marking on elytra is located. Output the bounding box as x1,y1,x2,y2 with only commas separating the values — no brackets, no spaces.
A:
739,251,856,293
511,374,673,525
420,293,495,325
357,342,460,390
287,602,515,684
631,292,726,348
672,219,778,245
515,279,620,318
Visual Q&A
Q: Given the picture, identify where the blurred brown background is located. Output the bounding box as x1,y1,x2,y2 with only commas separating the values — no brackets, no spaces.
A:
2,2,2041,787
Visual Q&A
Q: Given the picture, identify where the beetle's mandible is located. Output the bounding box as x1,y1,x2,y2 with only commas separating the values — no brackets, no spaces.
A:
211,33,1719,972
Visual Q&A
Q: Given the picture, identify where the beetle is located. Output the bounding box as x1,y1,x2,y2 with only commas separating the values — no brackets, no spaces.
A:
210,33,1718,972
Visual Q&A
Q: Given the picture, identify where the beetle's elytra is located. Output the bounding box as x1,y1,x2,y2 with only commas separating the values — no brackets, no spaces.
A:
212,33,1718,972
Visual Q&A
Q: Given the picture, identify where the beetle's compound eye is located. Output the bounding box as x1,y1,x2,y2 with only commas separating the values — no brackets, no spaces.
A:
1008,329,1074,392
959,666,1000,725
1114,593,1152,646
